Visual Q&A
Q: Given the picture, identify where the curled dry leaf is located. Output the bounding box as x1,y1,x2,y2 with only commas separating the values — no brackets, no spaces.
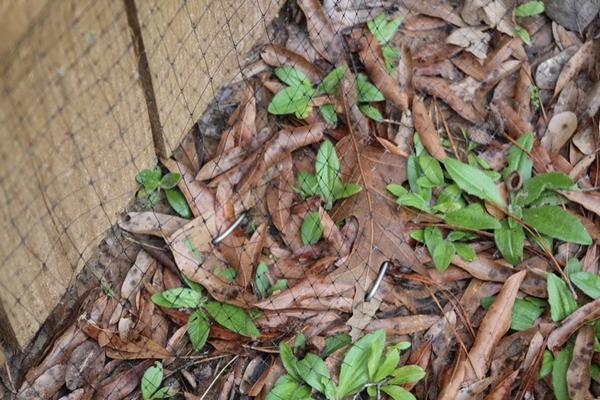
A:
261,45,322,84
566,325,594,400
548,296,600,351
297,0,344,63
541,111,578,154
554,41,594,98
562,190,600,217
121,250,157,308
412,96,447,161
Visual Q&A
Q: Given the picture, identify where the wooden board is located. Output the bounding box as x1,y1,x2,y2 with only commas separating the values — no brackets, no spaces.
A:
0,0,156,349
135,0,284,155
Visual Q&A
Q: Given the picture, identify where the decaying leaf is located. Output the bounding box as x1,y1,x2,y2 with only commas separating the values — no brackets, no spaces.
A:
566,325,594,400
412,96,448,161
541,111,578,154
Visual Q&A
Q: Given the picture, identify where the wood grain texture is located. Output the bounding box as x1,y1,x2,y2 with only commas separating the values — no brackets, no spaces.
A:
135,0,284,155
0,0,155,348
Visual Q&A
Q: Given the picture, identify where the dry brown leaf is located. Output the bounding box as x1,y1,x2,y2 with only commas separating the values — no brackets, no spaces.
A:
121,250,157,308
567,325,594,400
119,212,187,237
412,96,447,161
562,190,600,217
163,158,215,220
216,84,256,154
535,46,578,90
554,40,593,98
261,44,323,84
17,364,66,400
484,370,519,400
548,296,600,351
401,0,466,27
297,0,344,63
446,27,491,60
541,111,578,154
368,314,441,335
65,340,104,391
452,52,486,81
94,359,152,400
237,223,267,288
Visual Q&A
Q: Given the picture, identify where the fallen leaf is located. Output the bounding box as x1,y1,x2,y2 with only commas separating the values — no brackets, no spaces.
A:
535,46,578,90
548,296,600,351
119,212,187,237
261,44,323,84
297,0,344,63
412,96,448,161
544,0,600,32
446,27,491,59
368,314,441,335
121,250,157,308
17,364,66,400
554,41,594,97
65,340,105,390
566,325,594,400
562,190,600,217
94,360,152,400
484,370,519,400
401,0,466,27
541,111,578,154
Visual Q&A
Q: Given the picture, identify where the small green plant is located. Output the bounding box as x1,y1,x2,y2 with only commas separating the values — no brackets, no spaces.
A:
136,166,192,218
255,261,287,299
529,84,541,110
268,329,424,400
141,361,175,399
367,12,402,73
152,274,260,351
515,1,545,17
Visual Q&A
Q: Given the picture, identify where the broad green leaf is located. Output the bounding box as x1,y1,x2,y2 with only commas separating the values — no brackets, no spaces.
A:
356,74,384,102
296,353,332,393
294,333,306,351
410,228,425,242
522,205,592,244
358,104,384,121
268,85,313,116
511,297,545,331
416,176,435,189
149,386,174,399
388,365,426,385
503,132,533,182
382,385,416,400
137,167,162,192
164,188,192,219
514,172,575,206
434,184,465,213
407,155,420,194
279,342,301,381
413,133,425,156
424,227,444,257
547,273,577,322
514,26,531,45
301,211,323,245
494,219,525,265
566,257,583,276
315,65,346,94
382,45,400,72
296,172,318,199
373,349,400,382
315,140,340,209
205,302,260,338
334,182,362,200
160,172,181,189
431,240,455,272
540,350,554,378
552,345,573,400
443,157,505,207
446,230,478,241
144,190,160,208
214,265,237,282
319,104,338,126
266,375,311,400
188,310,210,351
151,288,201,309
571,272,600,298
367,334,386,380
515,1,544,17
454,242,476,261
367,14,387,42
530,84,541,110
390,341,412,351
418,155,444,185
387,183,408,197
274,66,312,88
141,361,164,400
270,279,287,294
445,203,501,230
181,274,204,293
255,261,270,298
368,13,402,44
592,364,600,383
322,333,351,357
337,329,385,398
397,193,431,212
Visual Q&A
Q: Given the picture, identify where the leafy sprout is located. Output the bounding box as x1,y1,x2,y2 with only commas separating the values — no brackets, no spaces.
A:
136,166,192,218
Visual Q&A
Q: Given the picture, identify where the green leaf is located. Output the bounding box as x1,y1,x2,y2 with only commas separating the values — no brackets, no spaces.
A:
315,65,346,94
431,240,455,272
337,329,385,398
540,350,554,378
367,334,386,381
296,353,332,393
514,26,531,45
424,227,443,256
315,140,340,209
511,297,545,331
358,104,384,121
149,386,174,399
301,211,323,245
390,341,412,351
445,203,501,230
397,193,431,212
416,176,435,189
387,365,426,385
514,172,575,206
267,375,311,400
181,274,204,293
270,279,287,295
160,172,181,189
382,45,400,72
552,345,573,400
410,228,425,242
368,13,402,44
522,205,592,244
443,157,505,207
356,74,385,102
296,172,319,199
268,85,313,116
566,257,583,276
446,230,478,241
367,13,387,42
137,167,162,192
294,333,306,351
419,155,445,186
141,361,164,400
373,349,400,382
571,272,600,298
164,188,192,219
334,182,362,200
205,302,260,338
146,190,161,208
382,385,416,400
255,261,270,298
407,155,420,193
454,243,476,261
592,364,600,384
530,84,541,110
319,104,338,126
515,1,545,17
188,310,210,351
151,288,202,308
494,219,525,265
274,66,312,89
547,273,578,322
279,342,301,381
503,132,534,182
214,265,237,282
387,183,408,197
322,333,351,358
434,184,465,213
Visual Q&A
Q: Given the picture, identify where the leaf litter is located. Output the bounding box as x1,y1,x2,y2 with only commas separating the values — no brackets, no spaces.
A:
11,1,600,399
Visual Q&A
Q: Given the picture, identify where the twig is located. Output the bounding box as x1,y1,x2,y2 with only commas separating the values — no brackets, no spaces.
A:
199,355,239,400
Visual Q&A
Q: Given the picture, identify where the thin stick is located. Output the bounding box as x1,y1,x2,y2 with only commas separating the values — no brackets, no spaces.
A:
199,355,239,400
